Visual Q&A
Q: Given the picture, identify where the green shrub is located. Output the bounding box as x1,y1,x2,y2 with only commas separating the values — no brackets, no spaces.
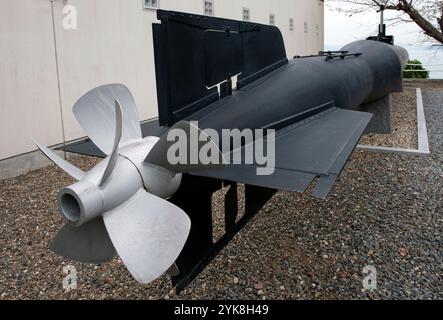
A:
403,59,430,79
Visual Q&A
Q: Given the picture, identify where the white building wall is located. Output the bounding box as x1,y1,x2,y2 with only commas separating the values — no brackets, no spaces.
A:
0,0,324,160
0,0,63,160
51,0,160,143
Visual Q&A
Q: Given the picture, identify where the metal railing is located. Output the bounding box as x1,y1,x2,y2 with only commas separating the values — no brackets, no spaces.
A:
404,63,443,76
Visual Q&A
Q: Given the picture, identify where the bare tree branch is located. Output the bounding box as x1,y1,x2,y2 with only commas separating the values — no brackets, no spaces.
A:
330,0,443,44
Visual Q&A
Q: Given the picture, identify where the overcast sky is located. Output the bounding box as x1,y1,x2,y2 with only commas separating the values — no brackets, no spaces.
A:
325,3,430,48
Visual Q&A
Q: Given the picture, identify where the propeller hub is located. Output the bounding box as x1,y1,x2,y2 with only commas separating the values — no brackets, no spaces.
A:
58,181,103,227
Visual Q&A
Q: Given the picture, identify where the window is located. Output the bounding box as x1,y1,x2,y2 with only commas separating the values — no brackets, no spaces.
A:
316,24,320,36
269,14,275,26
289,18,294,31
144,0,159,9
304,21,308,33
204,0,214,16
243,8,250,22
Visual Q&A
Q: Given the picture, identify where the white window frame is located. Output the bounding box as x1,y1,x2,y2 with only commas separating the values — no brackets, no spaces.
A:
243,7,250,22
204,0,214,16
143,0,159,10
289,18,294,31
269,14,275,26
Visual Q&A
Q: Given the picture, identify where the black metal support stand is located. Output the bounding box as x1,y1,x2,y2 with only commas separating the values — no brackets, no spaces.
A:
170,174,276,293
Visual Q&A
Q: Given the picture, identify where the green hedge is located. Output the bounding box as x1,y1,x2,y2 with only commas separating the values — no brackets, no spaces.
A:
404,59,430,79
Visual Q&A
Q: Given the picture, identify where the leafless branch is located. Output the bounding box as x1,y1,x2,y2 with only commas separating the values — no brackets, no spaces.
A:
329,0,443,44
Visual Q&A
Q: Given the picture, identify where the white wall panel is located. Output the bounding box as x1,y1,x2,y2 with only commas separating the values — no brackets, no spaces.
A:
0,0,324,160
0,0,63,160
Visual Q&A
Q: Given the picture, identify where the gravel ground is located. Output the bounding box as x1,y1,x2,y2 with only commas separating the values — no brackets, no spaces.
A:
0,84,441,300
404,79,443,90
361,88,418,149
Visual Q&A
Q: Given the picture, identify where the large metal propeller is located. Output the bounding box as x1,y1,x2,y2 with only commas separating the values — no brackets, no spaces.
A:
33,84,225,284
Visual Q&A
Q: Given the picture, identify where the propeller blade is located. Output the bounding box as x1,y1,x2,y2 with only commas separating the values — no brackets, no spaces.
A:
73,84,142,155
144,121,226,174
50,218,117,264
103,189,191,284
166,263,180,277
33,139,85,181
100,100,123,187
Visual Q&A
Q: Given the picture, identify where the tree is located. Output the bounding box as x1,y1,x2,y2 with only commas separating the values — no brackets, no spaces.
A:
331,0,443,44
403,59,430,79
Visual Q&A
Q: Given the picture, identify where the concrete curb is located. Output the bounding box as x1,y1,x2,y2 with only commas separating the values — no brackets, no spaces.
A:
358,88,430,156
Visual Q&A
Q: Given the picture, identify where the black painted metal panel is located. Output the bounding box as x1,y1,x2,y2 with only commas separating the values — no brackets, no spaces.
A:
341,40,406,103
153,10,287,125
204,30,243,87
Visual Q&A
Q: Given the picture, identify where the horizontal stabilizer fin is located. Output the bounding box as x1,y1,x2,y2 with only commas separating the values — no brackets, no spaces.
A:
192,107,372,199
144,121,226,174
